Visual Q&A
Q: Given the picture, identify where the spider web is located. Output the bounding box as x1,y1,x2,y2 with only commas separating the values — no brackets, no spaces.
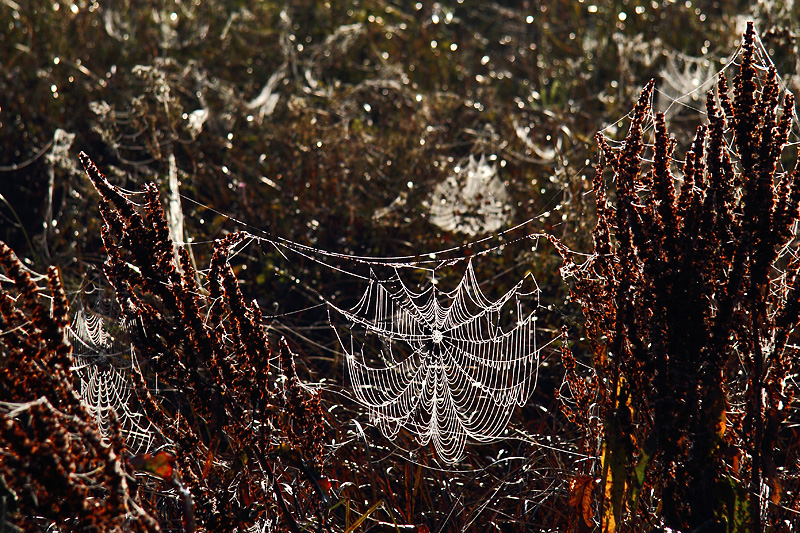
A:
602,23,800,152
241,226,553,465
68,285,155,453
326,258,541,464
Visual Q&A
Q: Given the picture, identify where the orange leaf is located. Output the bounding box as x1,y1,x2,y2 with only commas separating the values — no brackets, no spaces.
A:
317,476,332,492
131,451,176,480
769,478,783,505
568,475,596,528
202,446,215,480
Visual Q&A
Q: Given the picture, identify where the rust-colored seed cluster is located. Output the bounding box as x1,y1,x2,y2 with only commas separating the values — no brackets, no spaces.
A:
0,154,327,531
556,22,800,530
0,243,161,532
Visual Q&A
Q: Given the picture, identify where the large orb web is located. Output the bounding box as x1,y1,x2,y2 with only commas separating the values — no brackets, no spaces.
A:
328,258,541,464
69,292,154,453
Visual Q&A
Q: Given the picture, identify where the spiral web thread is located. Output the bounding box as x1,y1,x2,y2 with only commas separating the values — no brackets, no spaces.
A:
68,292,154,453
326,258,541,464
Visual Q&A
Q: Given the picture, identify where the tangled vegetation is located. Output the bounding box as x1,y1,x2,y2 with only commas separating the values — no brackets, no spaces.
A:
555,22,800,530
3,1,800,532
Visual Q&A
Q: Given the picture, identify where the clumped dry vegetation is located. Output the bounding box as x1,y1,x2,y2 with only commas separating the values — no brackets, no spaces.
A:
3,2,800,532
555,22,800,531
0,241,161,532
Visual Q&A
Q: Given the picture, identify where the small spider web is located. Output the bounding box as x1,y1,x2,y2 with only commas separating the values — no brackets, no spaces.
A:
68,286,154,453
601,23,800,155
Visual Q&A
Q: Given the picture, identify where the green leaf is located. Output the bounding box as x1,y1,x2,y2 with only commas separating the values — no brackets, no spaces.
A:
629,447,651,512
715,476,750,533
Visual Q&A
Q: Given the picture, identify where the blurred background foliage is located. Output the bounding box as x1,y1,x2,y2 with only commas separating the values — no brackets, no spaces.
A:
8,0,799,268
6,0,797,342
2,0,799,530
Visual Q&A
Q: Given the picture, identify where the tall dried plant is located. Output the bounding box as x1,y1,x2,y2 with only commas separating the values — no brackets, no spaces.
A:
77,153,326,532
0,242,161,532
555,22,800,531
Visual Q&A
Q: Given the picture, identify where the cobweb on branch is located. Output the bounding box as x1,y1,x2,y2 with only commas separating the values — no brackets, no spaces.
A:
68,287,154,453
556,22,800,437
602,22,800,150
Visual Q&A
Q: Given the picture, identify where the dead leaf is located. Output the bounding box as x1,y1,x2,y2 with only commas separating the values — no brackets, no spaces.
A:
569,475,596,528
130,451,176,480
